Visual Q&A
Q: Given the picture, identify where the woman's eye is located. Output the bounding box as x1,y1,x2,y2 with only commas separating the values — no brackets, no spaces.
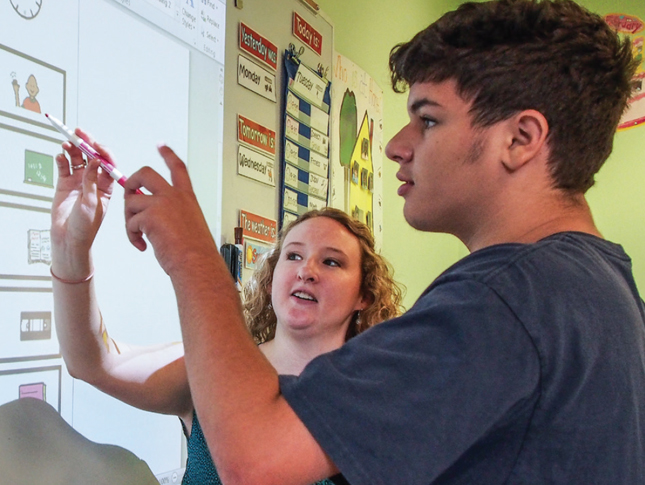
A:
324,259,341,267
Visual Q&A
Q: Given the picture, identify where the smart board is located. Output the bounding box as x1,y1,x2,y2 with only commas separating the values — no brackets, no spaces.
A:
0,0,226,479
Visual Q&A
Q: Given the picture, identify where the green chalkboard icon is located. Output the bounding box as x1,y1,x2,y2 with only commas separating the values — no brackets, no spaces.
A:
24,149,54,187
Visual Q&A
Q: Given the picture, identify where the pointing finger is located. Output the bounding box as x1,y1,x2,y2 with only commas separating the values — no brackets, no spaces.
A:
157,144,194,192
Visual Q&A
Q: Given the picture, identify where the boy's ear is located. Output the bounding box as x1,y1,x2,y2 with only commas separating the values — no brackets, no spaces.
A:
501,109,549,172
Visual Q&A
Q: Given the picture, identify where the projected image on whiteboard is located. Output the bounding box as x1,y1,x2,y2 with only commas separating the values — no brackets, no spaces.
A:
0,43,66,128
0,0,227,481
0,366,62,412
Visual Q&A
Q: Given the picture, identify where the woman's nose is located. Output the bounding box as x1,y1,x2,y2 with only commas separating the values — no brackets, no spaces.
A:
297,261,318,283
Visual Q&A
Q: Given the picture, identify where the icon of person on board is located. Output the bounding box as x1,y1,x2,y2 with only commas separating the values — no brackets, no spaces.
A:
13,74,41,113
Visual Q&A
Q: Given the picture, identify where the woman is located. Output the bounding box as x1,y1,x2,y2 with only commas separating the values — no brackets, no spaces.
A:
51,131,403,484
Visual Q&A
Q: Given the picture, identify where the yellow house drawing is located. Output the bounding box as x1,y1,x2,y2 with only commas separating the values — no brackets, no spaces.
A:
349,112,373,231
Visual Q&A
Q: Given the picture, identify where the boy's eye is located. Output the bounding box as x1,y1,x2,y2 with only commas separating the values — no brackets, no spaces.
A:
421,116,437,129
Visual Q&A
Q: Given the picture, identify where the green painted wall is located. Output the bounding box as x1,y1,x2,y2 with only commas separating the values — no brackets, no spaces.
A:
578,0,645,301
317,0,645,309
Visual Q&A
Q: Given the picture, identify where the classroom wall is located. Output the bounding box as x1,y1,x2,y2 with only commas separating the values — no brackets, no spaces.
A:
317,0,645,309
220,1,334,249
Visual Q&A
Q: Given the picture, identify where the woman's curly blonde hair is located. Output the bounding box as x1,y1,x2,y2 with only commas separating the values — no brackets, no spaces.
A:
243,208,404,343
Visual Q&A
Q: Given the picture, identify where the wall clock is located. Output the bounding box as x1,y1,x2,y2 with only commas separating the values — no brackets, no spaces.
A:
10,0,43,20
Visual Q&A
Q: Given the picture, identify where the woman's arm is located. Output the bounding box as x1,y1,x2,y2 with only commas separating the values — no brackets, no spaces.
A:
52,134,192,422
53,277,192,418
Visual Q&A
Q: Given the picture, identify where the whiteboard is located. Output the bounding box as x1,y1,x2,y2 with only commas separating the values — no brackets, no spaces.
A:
0,0,226,479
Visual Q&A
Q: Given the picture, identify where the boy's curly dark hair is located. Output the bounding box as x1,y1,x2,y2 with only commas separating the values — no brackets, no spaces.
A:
390,0,638,193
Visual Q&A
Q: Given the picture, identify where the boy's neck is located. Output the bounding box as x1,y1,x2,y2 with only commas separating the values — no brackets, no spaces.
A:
463,191,601,252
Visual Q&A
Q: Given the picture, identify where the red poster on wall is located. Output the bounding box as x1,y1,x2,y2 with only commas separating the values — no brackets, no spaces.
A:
238,22,278,71
240,210,277,244
293,12,323,56
237,115,276,156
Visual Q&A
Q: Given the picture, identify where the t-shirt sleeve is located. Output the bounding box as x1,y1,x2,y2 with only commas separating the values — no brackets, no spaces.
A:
280,279,540,485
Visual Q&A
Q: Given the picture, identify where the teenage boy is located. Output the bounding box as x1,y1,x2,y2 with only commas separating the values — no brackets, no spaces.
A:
122,0,643,483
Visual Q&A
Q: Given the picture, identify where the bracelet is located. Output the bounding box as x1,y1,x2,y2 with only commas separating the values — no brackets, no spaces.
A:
50,267,94,284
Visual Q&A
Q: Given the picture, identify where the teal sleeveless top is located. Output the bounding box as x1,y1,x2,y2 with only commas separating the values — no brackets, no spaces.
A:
182,412,343,485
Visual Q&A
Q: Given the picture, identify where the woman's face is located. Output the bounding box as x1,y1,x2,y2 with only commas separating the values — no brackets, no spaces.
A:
270,217,367,340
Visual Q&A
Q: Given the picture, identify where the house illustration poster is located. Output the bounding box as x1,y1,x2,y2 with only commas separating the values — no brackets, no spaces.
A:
348,112,374,231
331,53,384,247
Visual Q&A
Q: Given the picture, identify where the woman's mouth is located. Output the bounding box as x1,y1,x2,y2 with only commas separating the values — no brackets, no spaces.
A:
292,291,317,302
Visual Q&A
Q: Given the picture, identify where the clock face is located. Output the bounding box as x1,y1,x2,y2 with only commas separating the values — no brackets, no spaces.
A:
10,0,43,19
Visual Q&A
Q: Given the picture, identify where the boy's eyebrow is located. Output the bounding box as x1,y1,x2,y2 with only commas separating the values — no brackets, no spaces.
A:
409,98,442,113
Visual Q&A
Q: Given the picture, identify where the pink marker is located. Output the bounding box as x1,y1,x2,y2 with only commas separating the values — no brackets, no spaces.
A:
46,113,143,195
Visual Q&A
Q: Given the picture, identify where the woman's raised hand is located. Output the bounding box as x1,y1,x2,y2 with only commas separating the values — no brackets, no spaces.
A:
51,128,115,279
